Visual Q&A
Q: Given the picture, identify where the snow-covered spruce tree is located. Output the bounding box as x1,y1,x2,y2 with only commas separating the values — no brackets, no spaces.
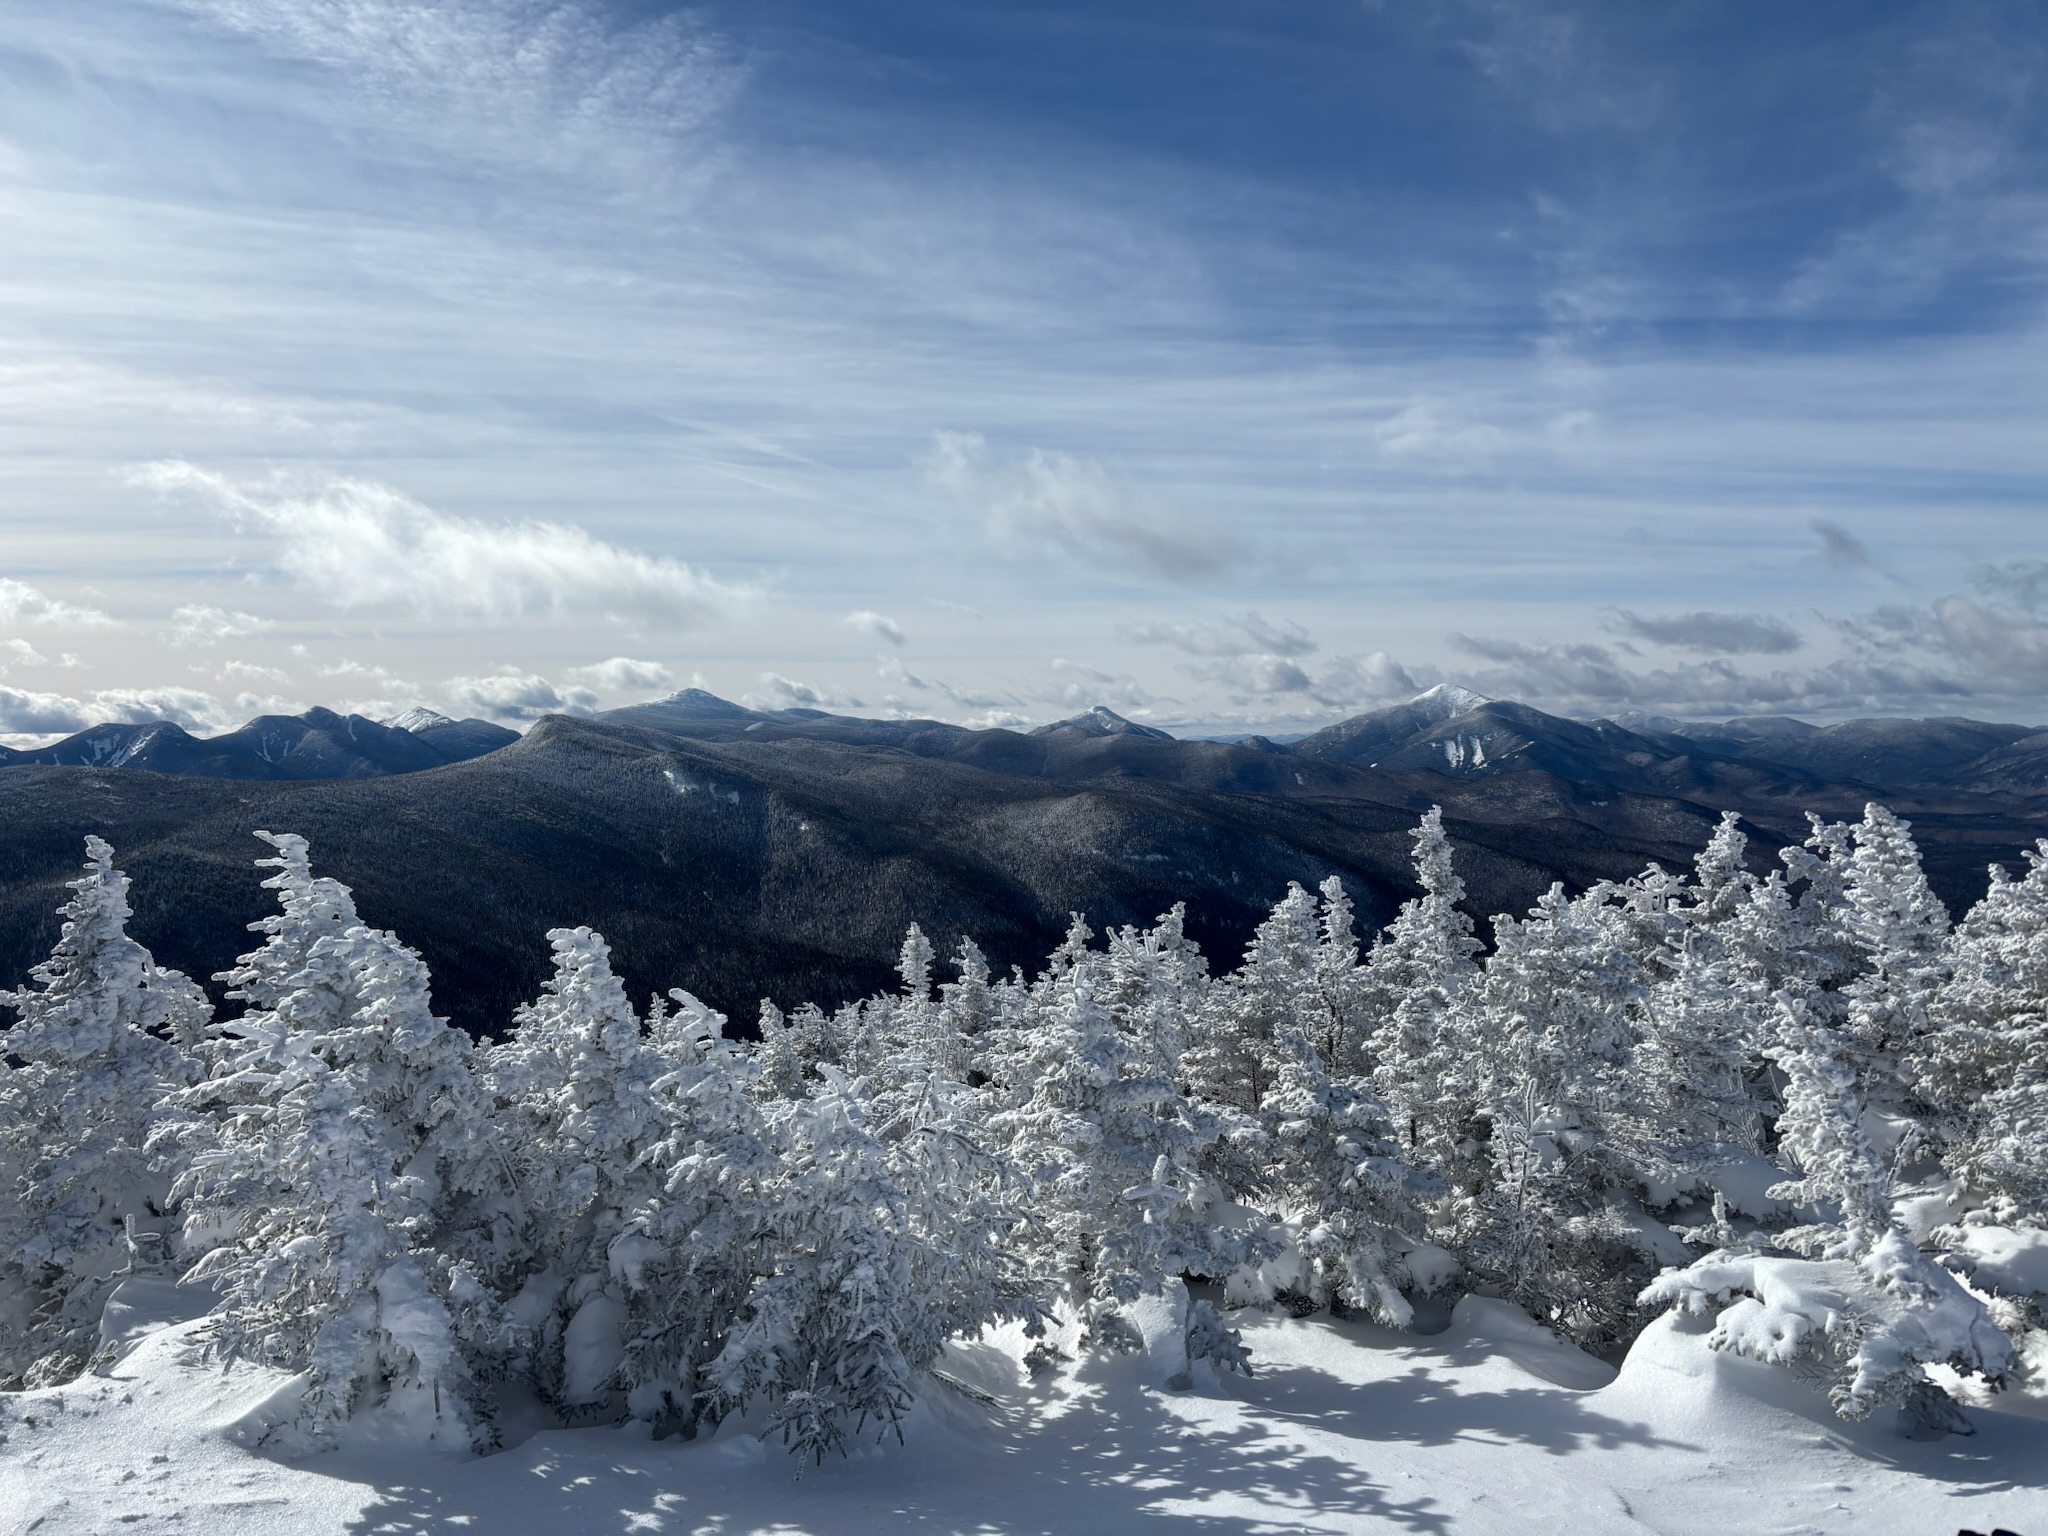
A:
1776,813,1864,1016
1184,882,1333,1119
1098,903,1209,1083
487,928,670,1412
1915,845,2048,1221
986,937,1266,1360
1462,882,1659,1351
709,1063,1036,1467
1260,1026,1430,1324
1839,804,1950,1106
1632,938,1772,1197
1641,995,2012,1432
0,837,208,1387
606,987,777,1439
173,832,503,1447
1367,808,1484,1187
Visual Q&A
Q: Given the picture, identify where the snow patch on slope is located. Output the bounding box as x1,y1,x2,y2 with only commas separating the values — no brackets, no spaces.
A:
7,1285,2047,1535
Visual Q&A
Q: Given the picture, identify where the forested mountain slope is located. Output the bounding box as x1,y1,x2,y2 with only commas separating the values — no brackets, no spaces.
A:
2,699,2045,1034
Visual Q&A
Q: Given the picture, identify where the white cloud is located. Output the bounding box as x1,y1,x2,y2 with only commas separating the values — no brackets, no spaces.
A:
160,0,740,185
874,656,1014,712
747,672,862,712
1047,658,1162,718
219,658,292,684
4,639,82,668
0,682,243,739
923,432,1232,582
0,578,113,628
169,603,272,646
567,656,673,691
136,462,754,629
1122,612,1317,657
0,686,91,735
844,610,906,646
1371,398,1512,466
444,667,600,722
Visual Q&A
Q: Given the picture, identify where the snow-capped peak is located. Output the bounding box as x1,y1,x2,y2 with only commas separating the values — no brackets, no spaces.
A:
1409,684,1489,720
387,707,456,733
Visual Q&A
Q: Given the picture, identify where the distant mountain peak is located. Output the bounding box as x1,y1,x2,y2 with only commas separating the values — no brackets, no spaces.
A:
1033,706,1175,741
387,707,456,733
1410,684,1490,719
645,687,757,720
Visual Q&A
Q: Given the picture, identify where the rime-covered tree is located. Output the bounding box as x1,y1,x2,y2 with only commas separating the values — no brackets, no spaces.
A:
1915,847,2048,1220
1463,883,1657,1350
0,837,207,1387
1260,1026,1429,1324
1367,808,1484,1182
175,832,500,1446
1643,996,2012,1431
986,943,1263,1356
487,928,669,1409
705,1066,1030,1466
1839,804,1950,1098
606,987,776,1438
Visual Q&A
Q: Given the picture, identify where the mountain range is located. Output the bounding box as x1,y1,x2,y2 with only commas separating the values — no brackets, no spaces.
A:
1,686,2042,1035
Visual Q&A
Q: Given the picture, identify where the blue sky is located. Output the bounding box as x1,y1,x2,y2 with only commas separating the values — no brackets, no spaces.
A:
1,0,2045,739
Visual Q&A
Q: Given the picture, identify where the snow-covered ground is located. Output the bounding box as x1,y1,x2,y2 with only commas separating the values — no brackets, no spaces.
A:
6,1279,2045,1536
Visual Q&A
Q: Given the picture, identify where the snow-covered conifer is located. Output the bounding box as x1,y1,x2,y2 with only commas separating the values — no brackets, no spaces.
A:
174,832,500,1446
1367,808,1484,1180
487,928,669,1410
0,837,207,1387
1915,845,2048,1219
1463,883,1657,1350
1260,1027,1429,1324
1642,996,2012,1430
986,945,1264,1351
1839,804,1950,1091
607,988,776,1438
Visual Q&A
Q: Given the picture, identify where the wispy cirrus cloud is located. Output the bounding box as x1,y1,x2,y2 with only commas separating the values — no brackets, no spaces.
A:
156,0,740,184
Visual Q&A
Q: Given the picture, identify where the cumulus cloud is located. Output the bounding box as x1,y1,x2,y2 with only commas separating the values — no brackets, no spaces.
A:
135,462,754,629
1047,658,1163,718
0,686,91,736
169,603,272,646
1440,631,1982,718
0,683,247,741
443,667,599,722
1188,654,1315,696
874,655,1013,712
748,672,862,712
5,639,81,668
1121,612,1317,657
568,656,673,691
1182,648,1423,714
844,610,906,646
1603,609,1803,655
922,432,1231,582
0,578,112,628
1811,518,1872,572
219,659,291,684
